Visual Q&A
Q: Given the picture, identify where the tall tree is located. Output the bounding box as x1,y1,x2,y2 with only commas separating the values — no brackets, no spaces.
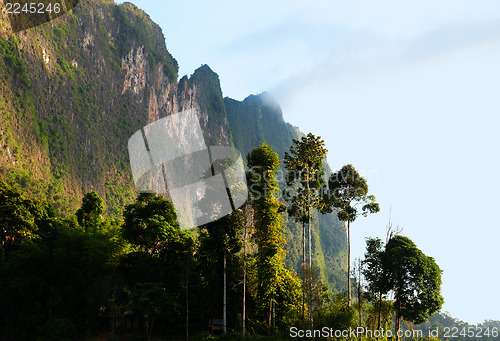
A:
352,257,364,339
302,264,330,329
362,237,389,334
323,164,379,306
76,191,105,229
284,133,327,268
247,142,289,334
239,201,256,338
285,196,307,274
382,235,444,339
284,191,307,322
284,133,326,324
122,193,179,255
122,193,194,339
195,151,246,333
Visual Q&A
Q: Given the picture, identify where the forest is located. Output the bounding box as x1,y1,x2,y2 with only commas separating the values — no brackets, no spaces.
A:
1,134,481,341
1,1,499,339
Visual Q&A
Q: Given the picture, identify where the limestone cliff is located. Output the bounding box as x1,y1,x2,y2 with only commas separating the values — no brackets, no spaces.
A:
0,0,346,292
0,0,232,216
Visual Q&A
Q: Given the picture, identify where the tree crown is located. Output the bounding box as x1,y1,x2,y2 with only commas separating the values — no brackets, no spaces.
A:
324,164,380,222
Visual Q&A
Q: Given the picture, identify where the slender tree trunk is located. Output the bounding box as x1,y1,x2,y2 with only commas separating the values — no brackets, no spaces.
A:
186,272,189,341
377,292,382,336
306,167,312,268
347,220,351,306
308,207,312,268
242,221,247,337
309,276,313,331
302,220,306,267
223,251,227,333
272,299,275,329
395,303,401,341
307,205,313,330
358,270,362,341
302,220,306,325
308,260,314,330
268,298,273,335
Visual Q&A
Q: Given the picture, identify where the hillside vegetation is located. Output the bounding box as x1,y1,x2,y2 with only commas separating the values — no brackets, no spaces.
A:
0,0,346,297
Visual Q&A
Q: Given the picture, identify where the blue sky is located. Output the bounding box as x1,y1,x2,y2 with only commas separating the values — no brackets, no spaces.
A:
116,0,500,324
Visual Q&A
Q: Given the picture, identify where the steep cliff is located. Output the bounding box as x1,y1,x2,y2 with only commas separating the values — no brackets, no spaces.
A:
0,0,346,292
0,0,232,216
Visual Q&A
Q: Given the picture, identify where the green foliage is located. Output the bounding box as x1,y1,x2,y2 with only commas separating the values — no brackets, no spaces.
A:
76,191,105,228
0,215,123,339
324,163,380,305
226,95,346,296
363,237,386,298
0,1,454,339
0,154,452,340
303,265,330,326
383,235,444,327
0,179,50,257
120,192,194,339
0,35,38,157
247,142,281,197
362,235,444,335
0,167,74,217
57,56,76,82
128,282,173,341
37,114,70,157
324,164,380,223
284,133,327,235
1,0,348,309
122,193,179,254
274,267,302,328
322,293,357,330
364,298,394,332
53,27,66,40
0,36,31,89
284,133,327,199
195,211,243,325
362,237,391,332
247,143,300,331
0,1,165,219
284,133,328,323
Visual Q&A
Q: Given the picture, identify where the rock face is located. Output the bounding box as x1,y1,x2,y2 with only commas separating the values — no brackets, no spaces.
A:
121,46,147,96
0,0,346,291
0,0,232,216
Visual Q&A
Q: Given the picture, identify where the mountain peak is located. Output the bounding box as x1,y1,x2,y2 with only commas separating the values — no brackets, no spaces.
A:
244,92,281,112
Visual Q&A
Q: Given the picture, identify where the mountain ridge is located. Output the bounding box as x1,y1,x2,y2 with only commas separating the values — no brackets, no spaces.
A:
0,0,346,292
